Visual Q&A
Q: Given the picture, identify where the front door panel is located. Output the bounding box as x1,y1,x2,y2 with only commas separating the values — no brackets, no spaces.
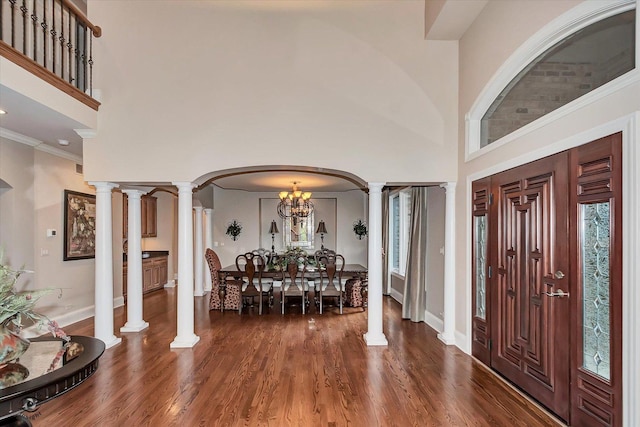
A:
491,153,570,422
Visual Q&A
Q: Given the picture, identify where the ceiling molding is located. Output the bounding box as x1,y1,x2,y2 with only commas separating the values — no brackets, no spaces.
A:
0,127,40,146
1,126,83,164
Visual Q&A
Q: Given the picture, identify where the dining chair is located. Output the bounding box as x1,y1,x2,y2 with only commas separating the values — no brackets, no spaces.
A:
235,252,269,315
205,248,242,312
278,253,312,314
315,253,345,314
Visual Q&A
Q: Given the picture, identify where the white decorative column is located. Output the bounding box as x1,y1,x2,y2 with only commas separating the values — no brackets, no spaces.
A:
193,206,205,297
364,182,388,346
89,181,122,348
120,189,149,333
438,182,457,345
203,208,214,292
170,182,200,348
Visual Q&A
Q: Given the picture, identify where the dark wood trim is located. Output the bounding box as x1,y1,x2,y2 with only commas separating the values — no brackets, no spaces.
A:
61,0,102,37
0,42,100,111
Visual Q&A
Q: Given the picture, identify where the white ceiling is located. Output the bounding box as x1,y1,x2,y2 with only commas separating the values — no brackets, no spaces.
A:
212,171,362,193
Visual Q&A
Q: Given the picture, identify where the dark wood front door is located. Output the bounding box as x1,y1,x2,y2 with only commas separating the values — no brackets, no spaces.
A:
490,153,571,422
471,133,623,425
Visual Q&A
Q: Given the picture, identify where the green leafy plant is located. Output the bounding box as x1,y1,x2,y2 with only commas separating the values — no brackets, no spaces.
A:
353,219,368,240
225,220,242,241
0,256,68,340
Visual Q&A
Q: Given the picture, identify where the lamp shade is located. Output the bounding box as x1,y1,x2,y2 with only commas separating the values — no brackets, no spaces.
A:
315,220,328,234
269,220,279,234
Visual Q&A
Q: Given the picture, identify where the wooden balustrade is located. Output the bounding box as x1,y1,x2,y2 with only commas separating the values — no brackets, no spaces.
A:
0,0,101,110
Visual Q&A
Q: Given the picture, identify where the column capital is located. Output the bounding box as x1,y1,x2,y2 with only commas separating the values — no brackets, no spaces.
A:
439,181,457,192
203,208,213,214
172,181,196,192
88,181,119,192
193,206,204,212
367,182,386,192
122,188,147,198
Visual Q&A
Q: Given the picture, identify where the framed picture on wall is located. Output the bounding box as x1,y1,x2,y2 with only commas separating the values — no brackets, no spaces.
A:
63,190,96,261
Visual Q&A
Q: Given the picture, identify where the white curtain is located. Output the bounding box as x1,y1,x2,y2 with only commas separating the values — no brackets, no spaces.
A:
402,187,428,322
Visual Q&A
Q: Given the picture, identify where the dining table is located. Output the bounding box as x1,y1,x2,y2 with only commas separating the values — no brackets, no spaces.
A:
217,263,368,314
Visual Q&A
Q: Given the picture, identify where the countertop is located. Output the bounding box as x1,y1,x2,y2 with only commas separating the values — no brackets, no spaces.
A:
123,250,169,262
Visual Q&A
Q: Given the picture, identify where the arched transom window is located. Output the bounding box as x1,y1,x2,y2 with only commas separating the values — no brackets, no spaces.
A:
480,9,636,148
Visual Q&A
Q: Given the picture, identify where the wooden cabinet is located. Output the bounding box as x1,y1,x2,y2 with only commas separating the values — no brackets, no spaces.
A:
123,195,157,238
123,255,168,298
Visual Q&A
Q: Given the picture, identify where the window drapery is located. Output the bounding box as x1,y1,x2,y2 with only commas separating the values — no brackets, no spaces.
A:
402,187,428,322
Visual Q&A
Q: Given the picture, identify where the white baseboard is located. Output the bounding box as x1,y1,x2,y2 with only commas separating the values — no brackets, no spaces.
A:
424,310,443,333
23,304,96,338
114,296,125,308
389,288,403,303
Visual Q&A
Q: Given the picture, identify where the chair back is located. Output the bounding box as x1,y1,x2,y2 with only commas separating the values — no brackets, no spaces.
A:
205,248,223,310
236,252,263,284
317,253,345,287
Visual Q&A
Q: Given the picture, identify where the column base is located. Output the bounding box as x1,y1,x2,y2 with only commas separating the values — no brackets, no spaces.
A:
438,332,456,345
363,332,388,346
170,334,200,348
194,291,205,297
164,280,176,288
98,335,122,349
120,321,149,333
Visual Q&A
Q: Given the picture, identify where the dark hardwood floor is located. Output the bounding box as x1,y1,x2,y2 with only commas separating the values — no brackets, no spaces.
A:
31,289,562,426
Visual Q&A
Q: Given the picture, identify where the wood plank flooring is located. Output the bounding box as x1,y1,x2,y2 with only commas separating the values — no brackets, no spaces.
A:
29,290,562,426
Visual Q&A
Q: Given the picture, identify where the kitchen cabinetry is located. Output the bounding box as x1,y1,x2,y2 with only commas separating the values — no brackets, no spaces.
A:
123,253,168,298
123,195,157,238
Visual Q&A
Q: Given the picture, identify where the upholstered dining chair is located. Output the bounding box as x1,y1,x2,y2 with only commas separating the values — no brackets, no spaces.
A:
205,248,242,312
315,252,345,314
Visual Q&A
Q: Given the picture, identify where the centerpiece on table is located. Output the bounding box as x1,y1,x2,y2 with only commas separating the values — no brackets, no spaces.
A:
0,256,68,385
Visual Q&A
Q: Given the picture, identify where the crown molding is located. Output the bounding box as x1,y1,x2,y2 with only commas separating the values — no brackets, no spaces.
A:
0,126,83,164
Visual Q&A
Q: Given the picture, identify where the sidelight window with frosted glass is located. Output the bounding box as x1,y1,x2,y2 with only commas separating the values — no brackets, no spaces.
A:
474,215,488,320
580,202,611,380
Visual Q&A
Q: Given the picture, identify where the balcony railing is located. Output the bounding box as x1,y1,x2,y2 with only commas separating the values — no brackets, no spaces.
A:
0,0,101,110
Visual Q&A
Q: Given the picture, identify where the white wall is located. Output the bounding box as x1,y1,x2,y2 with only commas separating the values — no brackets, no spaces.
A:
33,150,96,319
212,187,367,267
425,186,445,328
0,138,35,272
0,139,96,322
84,0,458,186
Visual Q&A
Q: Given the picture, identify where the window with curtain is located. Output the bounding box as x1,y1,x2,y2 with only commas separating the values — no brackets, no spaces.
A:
390,189,411,276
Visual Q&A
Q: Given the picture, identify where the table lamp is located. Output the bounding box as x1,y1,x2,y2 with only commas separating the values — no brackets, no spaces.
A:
316,220,328,249
269,220,279,252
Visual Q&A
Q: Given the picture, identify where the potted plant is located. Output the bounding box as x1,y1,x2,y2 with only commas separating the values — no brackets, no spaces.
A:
353,220,368,240
225,220,242,241
0,257,68,367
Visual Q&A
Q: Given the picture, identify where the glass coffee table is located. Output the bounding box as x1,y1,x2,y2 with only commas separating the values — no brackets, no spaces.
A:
0,336,105,426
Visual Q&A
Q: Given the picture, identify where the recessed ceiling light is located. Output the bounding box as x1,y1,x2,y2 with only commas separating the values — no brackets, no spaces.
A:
58,139,69,146
0,110,7,115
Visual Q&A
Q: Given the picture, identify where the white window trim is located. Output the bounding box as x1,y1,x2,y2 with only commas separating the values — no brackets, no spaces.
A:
389,189,411,277
465,0,638,161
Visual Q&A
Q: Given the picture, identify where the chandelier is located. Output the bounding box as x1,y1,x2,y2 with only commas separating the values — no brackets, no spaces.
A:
277,182,314,219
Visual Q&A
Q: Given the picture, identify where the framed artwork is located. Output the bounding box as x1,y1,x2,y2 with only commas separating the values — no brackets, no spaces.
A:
63,190,96,261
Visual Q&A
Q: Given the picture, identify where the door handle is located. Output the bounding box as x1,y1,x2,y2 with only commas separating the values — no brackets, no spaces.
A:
545,289,569,298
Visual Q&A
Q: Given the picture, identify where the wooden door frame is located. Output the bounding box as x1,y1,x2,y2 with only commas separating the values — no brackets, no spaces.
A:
465,114,640,425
